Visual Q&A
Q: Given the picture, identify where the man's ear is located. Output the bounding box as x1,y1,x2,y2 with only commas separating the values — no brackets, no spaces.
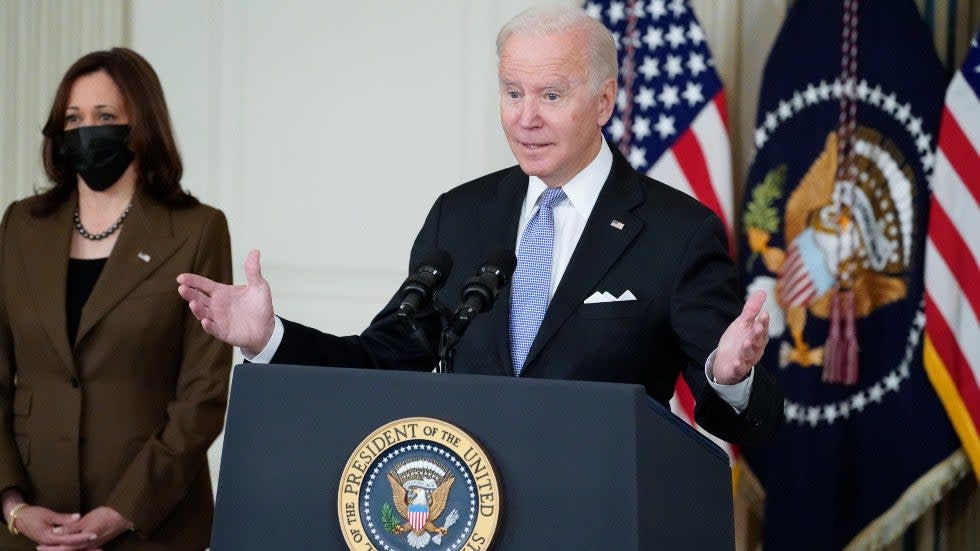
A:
596,78,617,126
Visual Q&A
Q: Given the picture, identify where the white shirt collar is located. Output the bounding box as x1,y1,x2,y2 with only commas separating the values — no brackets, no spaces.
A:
522,136,613,220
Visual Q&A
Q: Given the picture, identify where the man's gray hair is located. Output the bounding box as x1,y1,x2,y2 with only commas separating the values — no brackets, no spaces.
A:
496,6,618,94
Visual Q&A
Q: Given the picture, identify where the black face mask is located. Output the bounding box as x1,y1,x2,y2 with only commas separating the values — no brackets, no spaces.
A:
61,125,134,192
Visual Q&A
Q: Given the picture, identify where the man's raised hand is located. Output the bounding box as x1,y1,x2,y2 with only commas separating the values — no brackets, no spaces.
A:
177,249,276,356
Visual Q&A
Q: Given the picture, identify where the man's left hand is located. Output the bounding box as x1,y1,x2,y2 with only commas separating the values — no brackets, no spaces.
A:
713,290,770,386
38,506,131,551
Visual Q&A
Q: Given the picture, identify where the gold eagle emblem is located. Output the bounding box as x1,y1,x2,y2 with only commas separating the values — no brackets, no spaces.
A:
746,129,914,377
384,459,459,549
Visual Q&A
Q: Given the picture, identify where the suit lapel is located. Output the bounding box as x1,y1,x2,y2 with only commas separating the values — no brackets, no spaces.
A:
18,197,75,373
478,167,526,376
521,152,645,373
74,192,185,347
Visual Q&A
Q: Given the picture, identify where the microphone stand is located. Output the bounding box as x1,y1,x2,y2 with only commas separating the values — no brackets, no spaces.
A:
401,252,514,374
437,333,456,374
395,297,463,375
396,297,456,371
430,299,461,374
436,305,472,374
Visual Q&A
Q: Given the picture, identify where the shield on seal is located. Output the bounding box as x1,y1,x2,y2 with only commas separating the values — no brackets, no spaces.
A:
407,502,428,533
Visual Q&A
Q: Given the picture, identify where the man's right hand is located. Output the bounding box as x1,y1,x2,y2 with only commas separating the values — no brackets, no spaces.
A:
177,249,276,356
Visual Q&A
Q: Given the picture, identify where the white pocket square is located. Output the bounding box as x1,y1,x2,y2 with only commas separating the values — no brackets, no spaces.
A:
584,290,637,304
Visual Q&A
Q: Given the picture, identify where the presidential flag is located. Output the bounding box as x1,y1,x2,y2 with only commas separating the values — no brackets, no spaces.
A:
588,0,736,458
739,0,962,548
923,33,980,481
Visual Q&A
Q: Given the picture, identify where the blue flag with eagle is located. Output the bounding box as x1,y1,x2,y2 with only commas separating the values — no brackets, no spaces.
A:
740,0,963,548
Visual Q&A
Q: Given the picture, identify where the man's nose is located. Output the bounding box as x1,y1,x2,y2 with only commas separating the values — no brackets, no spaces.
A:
518,99,541,128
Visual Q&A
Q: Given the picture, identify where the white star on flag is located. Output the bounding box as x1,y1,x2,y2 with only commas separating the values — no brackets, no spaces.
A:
668,0,686,17
643,26,664,50
804,84,819,104
666,25,686,48
635,86,657,110
648,0,667,19
687,22,705,45
607,2,626,23
654,114,676,138
682,81,704,106
659,84,680,109
632,116,652,139
608,117,625,141
687,52,706,76
639,56,660,80
628,146,648,168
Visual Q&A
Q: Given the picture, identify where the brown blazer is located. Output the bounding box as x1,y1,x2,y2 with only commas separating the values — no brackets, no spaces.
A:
0,190,232,550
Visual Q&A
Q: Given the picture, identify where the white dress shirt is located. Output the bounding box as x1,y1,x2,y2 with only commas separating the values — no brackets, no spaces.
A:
248,138,753,411
515,137,611,299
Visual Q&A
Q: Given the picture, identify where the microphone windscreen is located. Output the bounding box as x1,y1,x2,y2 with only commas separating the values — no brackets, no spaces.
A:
414,248,453,276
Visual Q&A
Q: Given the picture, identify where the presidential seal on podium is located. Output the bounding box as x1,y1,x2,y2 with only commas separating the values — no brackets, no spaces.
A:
338,417,501,550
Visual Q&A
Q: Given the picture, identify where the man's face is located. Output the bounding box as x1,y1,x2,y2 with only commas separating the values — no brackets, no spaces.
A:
498,30,615,188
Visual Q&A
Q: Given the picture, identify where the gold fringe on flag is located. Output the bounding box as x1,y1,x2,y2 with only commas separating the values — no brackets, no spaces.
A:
923,335,980,483
843,449,970,551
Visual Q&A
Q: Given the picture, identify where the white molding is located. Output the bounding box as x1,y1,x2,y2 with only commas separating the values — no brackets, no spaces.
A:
0,0,128,210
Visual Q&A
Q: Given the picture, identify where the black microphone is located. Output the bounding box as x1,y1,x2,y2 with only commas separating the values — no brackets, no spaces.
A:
448,249,517,337
435,249,515,373
396,249,453,320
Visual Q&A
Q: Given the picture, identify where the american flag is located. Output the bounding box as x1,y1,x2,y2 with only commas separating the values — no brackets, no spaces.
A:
923,32,980,481
588,0,736,459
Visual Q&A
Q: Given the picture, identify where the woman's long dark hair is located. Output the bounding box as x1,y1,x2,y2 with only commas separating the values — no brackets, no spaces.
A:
34,47,198,216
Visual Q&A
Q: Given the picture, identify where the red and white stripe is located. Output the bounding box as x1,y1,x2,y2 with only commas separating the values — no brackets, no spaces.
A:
778,244,818,307
648,93,735,251
651,91,737,461
409,510,428,533
923,64,980,477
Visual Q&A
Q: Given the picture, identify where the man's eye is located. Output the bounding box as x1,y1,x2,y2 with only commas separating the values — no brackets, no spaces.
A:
546,93,559,101
508,91,520,99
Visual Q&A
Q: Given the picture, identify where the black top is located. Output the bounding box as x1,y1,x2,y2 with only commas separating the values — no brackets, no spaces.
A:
66,257,107,345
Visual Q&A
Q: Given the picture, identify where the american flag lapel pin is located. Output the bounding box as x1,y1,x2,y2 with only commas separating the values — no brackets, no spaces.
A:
610,219,625,230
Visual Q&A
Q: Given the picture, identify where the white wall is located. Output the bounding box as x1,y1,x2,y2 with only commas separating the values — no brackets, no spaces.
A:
130,0,576,335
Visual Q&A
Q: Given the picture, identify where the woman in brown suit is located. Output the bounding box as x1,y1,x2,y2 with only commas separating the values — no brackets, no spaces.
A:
0,48,232,550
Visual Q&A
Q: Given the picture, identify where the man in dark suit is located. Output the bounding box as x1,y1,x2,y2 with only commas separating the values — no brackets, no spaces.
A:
178,6,782,445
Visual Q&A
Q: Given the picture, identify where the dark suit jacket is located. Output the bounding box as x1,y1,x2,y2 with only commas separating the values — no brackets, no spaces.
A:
274,150,782,445
0,190,232,551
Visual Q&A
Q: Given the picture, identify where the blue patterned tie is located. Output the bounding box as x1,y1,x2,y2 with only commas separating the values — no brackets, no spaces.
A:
509,187,566,375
